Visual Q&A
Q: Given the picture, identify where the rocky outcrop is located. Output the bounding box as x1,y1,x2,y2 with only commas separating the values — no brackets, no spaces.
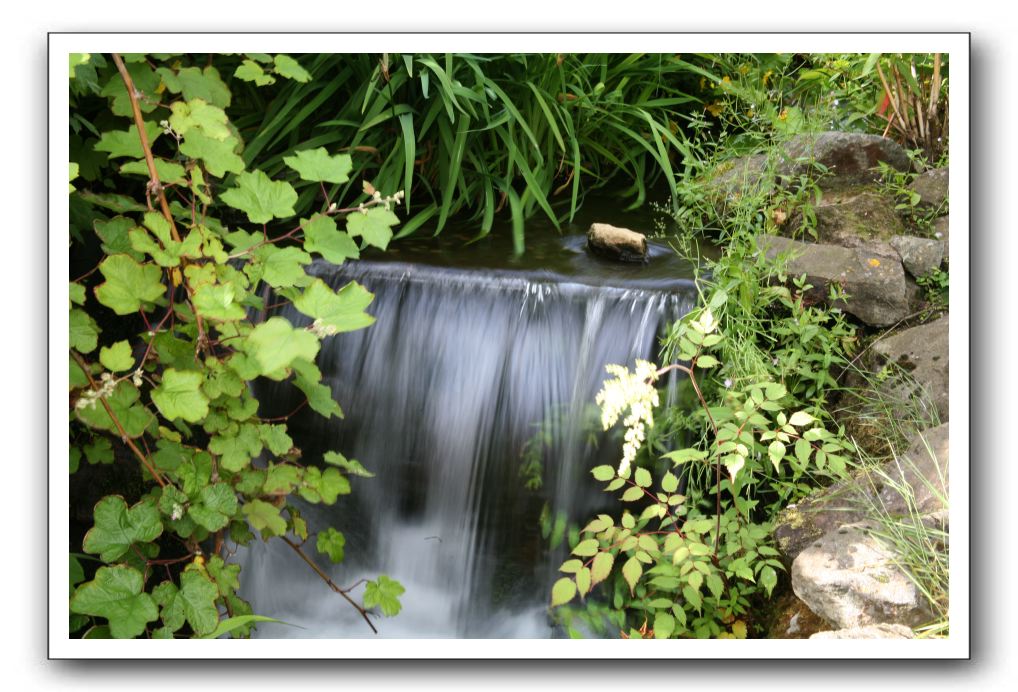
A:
877,423,949,518
870,315,950,422
810,624,915,639
909,168,949,213
890,235,945,278
933,216,950,263
586,223,648,263
779,132,911,189
791,522,934,629
774,476,874,566
757,235,910,327
806,189,904,253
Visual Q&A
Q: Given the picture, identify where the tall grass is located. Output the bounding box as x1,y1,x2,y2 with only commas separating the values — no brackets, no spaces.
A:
229,53,711,252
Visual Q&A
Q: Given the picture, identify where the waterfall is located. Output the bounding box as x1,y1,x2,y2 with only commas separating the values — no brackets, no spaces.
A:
239,236,698,638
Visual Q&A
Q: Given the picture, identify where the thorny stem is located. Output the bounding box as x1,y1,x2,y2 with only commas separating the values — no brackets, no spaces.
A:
279,536,378,634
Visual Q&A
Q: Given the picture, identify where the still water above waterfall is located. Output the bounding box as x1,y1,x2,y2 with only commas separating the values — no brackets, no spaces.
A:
240,225,701,638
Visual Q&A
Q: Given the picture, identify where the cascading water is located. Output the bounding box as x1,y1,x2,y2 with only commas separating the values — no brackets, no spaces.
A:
239,229,701,638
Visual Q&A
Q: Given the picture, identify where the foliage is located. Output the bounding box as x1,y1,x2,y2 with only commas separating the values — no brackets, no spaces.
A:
876,150,949,233
550,306,855,637
69,53,404,638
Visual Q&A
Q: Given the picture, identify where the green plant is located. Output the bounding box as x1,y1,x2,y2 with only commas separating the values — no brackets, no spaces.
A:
916,267,949,309
68,53,404,638
549,307,855,638
876,150,949,233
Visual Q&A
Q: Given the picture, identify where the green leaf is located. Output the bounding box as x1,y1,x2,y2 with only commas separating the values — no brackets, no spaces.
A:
210,424,263,472
94,254,165,316
119,158,187,185
767,440,786,471
94,121,163,159
661,471,679,493
315,467,351,504
192,282,247,322
590,551,614,587
242,499,287,537
69,162,79,192
168,98,230,141
69,282,86,306
575,567,592,598
550,577,577,607
159,66,231,108
621,487,644,502
634,467,652,488
75,381,155,439
559,559,583,574
199,614,282,639
591,465,615,482
83,496,162,563
283,148,353,184
663,448,708,465
262,464,300,494
789,410,815,427
572,539,599,557
234,60,276,86
346,207,398,250
622,556,643,595
695,355,720,368
293,279,375,333
187,483,238,532
316,527,346,563
323,451,373,477
654,611,676,639
273,54,311,83
253,245,311,288
70,565,158,639
179,131,245,177
364,575,405,616
151,368,209,423
94,217,143,260
177,569,220,635
759,565,778,597
245,317,320,376
69,308,100,353
301,214,360,264
99,340,134,372
259,424,294,456
220,170,297,224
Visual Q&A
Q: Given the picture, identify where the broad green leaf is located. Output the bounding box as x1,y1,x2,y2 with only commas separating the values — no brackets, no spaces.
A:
294,367,343,419
242,499,287,536
663,448,708,465
234,60,276,86
590,551,614,587
283,149,353,184
705,572,724,599
621,487,644,502
253,245,311,288
293,279,375,333
319,452,370,478
151,368,209,423
192,282,246,322
94,121,163,159
179,130,245,177
69,282,86,306
205,556,241,598
168,98,230,141
768,440,786,471
177,569,220,635
661,471,679,493
69,161,79,192
682,584,703,612
119,158,187,185
550,577,576,607
316,527,346,563
245,317,320,376
273,54,311,83
220,170,297,224
313,467,350,504
94,217,143,260
210,424,263,472
75,381,154,438
99,340,134,372
70,565,158,639
346,207,398,250
69,308,99,353
159,66,231,108
259,424,293,456
788,410,815,427
591,465,615,481
575,567,592,597
622,556,643,595
559,559,583,574
101,61,161,116
83,496,162,563
572,539,599,557
759,565,778,597
696,355,720,368
94,254,165,315
634,467,652,488
262,464,300,494
302,214,360,264
364,575,405,616
187,483,238,532
654,612,676,639
199,614,282,639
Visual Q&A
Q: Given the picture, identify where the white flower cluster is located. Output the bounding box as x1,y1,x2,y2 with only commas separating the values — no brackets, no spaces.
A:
595,359,660,476
308,318,339,338
74,372,116,410
358,190,405,214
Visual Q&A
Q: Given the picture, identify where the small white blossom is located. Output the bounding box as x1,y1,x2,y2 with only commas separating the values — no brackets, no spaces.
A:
308,318,339,338
724,378,733,389
595,359,660,475
170,503,184,521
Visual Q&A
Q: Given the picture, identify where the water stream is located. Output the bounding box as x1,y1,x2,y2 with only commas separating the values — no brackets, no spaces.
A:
240,211,702,638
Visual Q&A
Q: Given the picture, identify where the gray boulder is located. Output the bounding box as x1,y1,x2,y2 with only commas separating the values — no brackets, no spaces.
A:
792,522,934,629
780,132,911,189
586,223,648,263
932,216,949,263
870,315,949,423
757,235,910,326
877,423,949,518
801,188,903,255
908,168,949,214
890,235,945,278
810,624,915,639
774,476,874,566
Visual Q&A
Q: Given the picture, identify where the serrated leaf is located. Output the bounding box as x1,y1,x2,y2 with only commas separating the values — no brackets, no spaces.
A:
591,551,614,587
176,569,220,635
151,368,209,423
253,245,311,288
621,486,644,502
187,483,238,532
242,499,287,536
159,66,231,108
69,308,100,353
705,572,724,599
259,424,293,456
119,158,187,185
591,465,616,482
559,559,583,574
768,440,786,471
99,340,134,372
210,424,263,472
94,254,165,315
788,410,815,427
316,527,346,563
346,207,398,250
192,282,247,322
273,54,311,82
83,496,162,563
695,355,719,368
572,539,600,557
70,565,157,639
262,464,300,494
758,565,778,598
283,148,353,184
234,60,276,86
75,381,154,439
179,130,245,177
293,279,375,332
575,567,592,597
301,214,360,264
634,467,652,488
661,471,679,493
168,98,230,141
364,575,405,616
221,170,297,224
94,121,163,159
550,577,577,607
622,556,643,595
654,611,676,639
245,317,320,376
663,448,708,465
94,217,143,260
322,451,373,477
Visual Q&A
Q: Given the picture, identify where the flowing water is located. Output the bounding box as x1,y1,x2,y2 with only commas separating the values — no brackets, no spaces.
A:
240,206,703,638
